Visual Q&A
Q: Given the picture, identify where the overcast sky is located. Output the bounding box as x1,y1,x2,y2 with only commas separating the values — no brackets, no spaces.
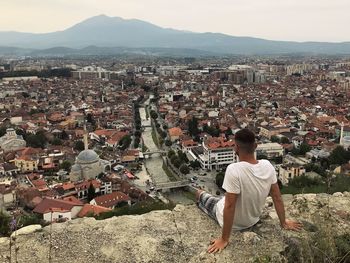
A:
2,0,349,42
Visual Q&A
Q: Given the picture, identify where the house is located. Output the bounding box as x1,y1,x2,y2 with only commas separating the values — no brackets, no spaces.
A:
188,137,237,171
168,127,184,142
0,184,16,207
77,204,112,217
278,164,306,185
90,191,130,209
0,163,19,177
33,198,83,222
256,143,284,159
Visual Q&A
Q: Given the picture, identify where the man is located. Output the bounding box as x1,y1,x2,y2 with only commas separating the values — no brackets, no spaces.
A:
196,128,302,254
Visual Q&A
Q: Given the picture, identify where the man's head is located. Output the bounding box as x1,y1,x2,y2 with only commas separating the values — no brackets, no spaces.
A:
234,128,257,155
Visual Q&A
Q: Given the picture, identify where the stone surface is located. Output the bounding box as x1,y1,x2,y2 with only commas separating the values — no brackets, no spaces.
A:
0,194,349,263
11,224,42,237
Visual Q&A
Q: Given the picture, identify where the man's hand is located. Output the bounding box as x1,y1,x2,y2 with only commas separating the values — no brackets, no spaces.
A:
281,219,303,231
207,238,228,254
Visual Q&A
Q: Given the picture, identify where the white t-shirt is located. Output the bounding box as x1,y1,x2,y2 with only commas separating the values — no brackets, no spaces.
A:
215,160,277,230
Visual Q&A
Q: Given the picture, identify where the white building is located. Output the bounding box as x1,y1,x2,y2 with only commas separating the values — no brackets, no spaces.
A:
279,164,306,185
189,138,237,171
256,143,284,159
0,128,26,153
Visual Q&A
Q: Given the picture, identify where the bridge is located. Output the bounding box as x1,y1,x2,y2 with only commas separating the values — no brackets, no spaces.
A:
142,150,167,156
154,180,189,190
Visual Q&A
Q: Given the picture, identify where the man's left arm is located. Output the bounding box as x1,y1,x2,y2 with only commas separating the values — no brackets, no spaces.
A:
207,192,238,254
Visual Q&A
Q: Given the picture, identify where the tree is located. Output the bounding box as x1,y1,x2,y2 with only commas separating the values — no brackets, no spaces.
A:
87,183,96,202
52,138,62,145
173,158,183,169
60,160,72,172
329,146,350,165
281,137,290,144
271,135,280,143
188,117,199,137
119,135,132,150
0,212,10,236
216,172,225,188
74,140,85,151
150,110,158,119
165,140,172,146
299,143,311,155
134,130,141,137
26,131,47,148
168,150,175,158
179,164,190,174
190,160,201,169
61,130,69,140
177,150,189,163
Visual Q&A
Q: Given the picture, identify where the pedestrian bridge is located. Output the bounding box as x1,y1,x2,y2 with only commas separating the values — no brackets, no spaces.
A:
154,180,189,190
142,150,167,156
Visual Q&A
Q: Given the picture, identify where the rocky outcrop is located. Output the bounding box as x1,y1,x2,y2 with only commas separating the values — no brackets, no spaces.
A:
0,193,349,263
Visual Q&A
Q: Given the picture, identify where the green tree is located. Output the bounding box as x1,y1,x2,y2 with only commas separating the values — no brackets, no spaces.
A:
74,140,85,151
52,138,62,145
329,146,350,165
299,143,311,155
165,140,172,146
179,164,190,174
119,135,132,150
60,160,72,172
188,117,199,137
0,212,10,236
150,110,158,119
26,131,47,148
173,158,183,168
190,160,201,169
271,135,280,143
87,183,96,202
0,126,7,137
280,137,290,144
168,150,175,158
216,172,225,188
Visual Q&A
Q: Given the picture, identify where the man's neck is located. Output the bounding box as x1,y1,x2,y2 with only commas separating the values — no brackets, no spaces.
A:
238,154,258,164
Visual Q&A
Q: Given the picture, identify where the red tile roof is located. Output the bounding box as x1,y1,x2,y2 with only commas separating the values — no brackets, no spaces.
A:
92,192,129,208
77,204,111,217
33,198,83,214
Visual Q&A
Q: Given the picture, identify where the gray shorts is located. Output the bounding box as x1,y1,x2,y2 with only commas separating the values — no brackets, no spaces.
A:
197,192,221,223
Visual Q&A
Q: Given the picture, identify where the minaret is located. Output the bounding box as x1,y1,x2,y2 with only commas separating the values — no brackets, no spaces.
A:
83,123,88,150
340,122,344,146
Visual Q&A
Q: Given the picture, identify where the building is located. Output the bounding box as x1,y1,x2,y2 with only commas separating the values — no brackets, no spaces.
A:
168,127,184,142
0,128,26,153
189,137,237,171
70,127,111,182
278,164,306,185
259,126,291,139
256,143,284,159
90,191,130,209
33,198,83,222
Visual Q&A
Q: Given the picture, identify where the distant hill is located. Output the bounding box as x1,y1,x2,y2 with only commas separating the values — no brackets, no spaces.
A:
1,14,350,55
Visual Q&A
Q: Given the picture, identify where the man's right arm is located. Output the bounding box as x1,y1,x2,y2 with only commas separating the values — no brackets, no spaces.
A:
270,183,302,231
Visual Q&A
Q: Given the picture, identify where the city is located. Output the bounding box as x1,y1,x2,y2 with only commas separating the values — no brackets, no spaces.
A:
0,1,350,262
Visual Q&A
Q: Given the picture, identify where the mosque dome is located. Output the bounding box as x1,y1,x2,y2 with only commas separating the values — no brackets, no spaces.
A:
76,150,99,164
71,164,82,172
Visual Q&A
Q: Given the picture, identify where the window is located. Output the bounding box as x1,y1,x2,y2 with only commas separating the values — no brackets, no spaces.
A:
58,215,63,219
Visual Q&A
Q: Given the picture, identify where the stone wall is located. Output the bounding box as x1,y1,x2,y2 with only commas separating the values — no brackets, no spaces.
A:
0,192,349,263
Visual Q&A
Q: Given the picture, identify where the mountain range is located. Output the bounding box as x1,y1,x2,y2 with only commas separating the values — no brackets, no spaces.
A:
1,15,350,56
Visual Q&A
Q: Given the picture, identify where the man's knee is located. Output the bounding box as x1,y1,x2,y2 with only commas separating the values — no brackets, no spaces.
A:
196,189,204,202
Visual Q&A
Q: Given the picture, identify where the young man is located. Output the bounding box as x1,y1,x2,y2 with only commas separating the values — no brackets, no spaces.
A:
196,128,302,254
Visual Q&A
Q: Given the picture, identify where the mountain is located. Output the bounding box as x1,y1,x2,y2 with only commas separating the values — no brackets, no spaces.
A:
1,14,350,55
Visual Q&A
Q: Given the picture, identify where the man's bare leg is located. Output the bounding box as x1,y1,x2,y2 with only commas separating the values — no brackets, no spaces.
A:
196,189,205,203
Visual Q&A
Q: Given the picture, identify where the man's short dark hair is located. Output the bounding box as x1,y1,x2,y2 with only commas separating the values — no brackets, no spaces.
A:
234,128,256,154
